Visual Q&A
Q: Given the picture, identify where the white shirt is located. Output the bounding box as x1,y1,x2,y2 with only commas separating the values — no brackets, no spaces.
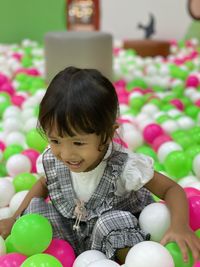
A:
37,144,154,202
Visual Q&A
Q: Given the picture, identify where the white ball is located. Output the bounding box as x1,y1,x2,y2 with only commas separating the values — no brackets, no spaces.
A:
177,116,195,130
72,250,106,267
87,259,120,267
0,236,6,256
141,104,160,117
193,153,200,178
125,241,174,267
121,124,143,151
5,131,26,147
0,207,13,219
0,179,15,208
161,120,179,134
23,117,38,132
3,117,23,133
3,106,21,120
157,141,182,163
139,203,171,242
9,190,29,214
6,154,31,177
178,175,199,187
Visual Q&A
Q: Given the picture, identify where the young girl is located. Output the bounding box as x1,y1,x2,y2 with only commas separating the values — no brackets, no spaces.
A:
0,66,200,263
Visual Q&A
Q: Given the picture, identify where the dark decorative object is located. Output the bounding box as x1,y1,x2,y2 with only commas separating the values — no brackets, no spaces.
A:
137,13,156,39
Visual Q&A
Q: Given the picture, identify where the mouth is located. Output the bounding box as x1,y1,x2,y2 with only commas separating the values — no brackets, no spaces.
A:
65,160,83,169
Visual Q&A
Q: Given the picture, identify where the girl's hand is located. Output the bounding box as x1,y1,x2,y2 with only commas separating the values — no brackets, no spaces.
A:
160,225,200,263
0,217,16,239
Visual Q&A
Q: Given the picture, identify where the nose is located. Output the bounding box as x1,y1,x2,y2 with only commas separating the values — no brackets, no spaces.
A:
59,145,75,161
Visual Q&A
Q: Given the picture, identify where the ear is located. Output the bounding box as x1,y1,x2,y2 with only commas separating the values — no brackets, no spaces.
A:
188,0,200,20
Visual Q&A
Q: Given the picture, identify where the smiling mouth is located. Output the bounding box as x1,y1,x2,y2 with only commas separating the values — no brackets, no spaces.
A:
65,160,83,168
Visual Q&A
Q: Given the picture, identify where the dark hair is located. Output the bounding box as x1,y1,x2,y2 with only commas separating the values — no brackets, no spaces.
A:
38,66,119,145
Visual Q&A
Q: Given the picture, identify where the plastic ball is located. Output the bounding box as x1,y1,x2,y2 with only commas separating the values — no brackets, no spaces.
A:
178,175,199,188
6,154,31,177
0,141,6,151
3,106,21,120
0,252,27,267
152,134,172,151
139,203,171,242
73,250,106,267
11,213,53,256
157,141,182,163
136,145,157,161
0,207,13,219
21,253,62,267
0,235,6,256
125,241,174,267
26,129,47,153
161,120,179,135
185,75,199,87
5,235,19,254
170,99,184,111
163,151,191,179
165,242,193,267
3,144,23,161
21,149,40,173
188,195,200,230
5,131,26,147
0,179,15,208
192,154,200,178
87,259,120,267
9,191,29,214
143,123,165,144
44,238,76,267
11,94,26,107
194,261,200,267
184,187,200,198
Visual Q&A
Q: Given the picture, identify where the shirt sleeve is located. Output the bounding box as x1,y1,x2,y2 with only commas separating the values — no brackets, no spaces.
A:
120,152,154,192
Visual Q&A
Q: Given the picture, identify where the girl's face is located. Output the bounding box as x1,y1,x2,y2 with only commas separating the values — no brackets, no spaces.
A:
47,128,107,173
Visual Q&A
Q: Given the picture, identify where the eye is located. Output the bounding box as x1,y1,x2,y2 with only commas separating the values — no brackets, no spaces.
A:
73,141,85,146
50,139,59,144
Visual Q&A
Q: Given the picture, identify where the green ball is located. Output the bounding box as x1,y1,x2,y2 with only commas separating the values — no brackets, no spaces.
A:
13,173,37,192
185,146,200,160
176,135,194,149
136,145,157,161
129,97,145,111
0,163,7,177
185,105,200,119
3,144,23,161
156,114,169,124
165,242,193,267
5,235,19,253
21,254,63,267
11,214,52,256
26,129,48,153
154,162,164,172
171,129,186,141
163,151,191,179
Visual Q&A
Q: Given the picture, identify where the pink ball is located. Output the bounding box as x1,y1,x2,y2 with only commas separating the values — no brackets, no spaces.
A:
12,53,23,61
143,123,165,144
184,187,200,198
0,253,27,266
195,99,200,107
186,75,199,88
170,99,184,111
44,238,76,267
11,94,26,107
21,149,40,173
0,83,15,96
188,195,200,230
152,134,172,151
26,68,40,76
0,141,6,151
0,73,9,86
193,261,200,267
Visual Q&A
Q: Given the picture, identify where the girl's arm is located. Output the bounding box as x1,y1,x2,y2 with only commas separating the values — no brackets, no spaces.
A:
0,176,48,239
144,171,200,262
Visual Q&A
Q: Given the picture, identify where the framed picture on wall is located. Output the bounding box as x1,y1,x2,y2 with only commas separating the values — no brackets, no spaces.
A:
67,0,100,31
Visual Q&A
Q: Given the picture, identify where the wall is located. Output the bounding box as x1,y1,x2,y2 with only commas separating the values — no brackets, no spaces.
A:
0,0,66,44
100,0,192,40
